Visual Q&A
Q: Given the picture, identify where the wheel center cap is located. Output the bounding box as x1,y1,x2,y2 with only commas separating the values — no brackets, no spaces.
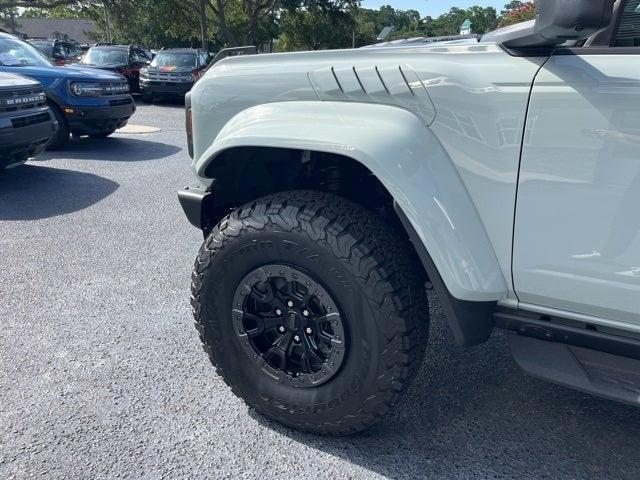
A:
288,312,300,331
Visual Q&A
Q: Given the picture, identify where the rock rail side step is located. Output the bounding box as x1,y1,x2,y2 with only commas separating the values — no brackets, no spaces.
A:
508,334,640,406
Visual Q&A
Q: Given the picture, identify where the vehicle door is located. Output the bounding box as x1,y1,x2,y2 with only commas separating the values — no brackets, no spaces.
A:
513,0,640,332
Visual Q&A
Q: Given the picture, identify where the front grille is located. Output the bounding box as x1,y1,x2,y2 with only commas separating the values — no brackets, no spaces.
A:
101,82,130,96
109,98,133,107
12,112,51,129
0,88,47,113
145,71,187,83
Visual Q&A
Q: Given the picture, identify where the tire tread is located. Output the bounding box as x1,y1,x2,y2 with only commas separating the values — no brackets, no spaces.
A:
191,190,428,435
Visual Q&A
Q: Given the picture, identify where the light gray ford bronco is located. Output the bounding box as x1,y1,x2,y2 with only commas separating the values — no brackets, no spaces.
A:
179,0,640,435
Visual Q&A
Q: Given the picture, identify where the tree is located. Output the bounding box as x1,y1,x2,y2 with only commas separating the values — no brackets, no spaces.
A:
279,0,358,51
0,7,20,34
499,1,535,26
354,5,426,46
428,6,497,37
0,0,78,8
204,0,278,47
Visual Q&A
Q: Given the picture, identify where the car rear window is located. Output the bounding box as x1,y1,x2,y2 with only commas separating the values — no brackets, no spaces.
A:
615,0,640,46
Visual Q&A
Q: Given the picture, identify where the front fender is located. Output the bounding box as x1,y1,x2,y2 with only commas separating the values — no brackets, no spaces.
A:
196,101,507,302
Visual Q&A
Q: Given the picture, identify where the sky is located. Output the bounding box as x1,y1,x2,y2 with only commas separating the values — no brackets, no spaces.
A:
361,0,507,16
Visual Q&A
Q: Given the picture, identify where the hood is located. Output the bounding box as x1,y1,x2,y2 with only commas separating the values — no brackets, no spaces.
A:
0,71,40,89
8,64,125,81
69,63,127,72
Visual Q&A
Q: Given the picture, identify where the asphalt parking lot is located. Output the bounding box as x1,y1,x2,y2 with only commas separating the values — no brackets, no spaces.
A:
1,100,639,480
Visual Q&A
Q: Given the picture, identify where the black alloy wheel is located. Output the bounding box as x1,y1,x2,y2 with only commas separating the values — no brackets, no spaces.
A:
233,264,346,387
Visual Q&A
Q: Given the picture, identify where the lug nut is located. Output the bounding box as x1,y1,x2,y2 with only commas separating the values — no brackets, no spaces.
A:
305,327,313,335
286,299,294,308
278,325,286,333
293,335,301,343
275,308,282,316
302,309,310,317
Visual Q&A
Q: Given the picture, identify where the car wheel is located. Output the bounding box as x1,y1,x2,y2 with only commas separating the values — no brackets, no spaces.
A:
191,190,429,435
46,103,70,150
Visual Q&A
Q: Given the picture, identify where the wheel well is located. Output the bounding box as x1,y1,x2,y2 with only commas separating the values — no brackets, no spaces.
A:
46,100,68,126
204,146,400,233
202,146,497,348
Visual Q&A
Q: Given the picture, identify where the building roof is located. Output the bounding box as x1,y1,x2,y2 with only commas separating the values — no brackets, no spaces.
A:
14,18,97,44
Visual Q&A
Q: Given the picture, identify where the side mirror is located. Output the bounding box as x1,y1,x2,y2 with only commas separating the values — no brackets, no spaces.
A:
534,0,614,42
490,0,615,49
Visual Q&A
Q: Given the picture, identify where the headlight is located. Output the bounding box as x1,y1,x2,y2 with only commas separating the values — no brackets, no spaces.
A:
140,68,149,78
179,73,194,82
70,82,102,97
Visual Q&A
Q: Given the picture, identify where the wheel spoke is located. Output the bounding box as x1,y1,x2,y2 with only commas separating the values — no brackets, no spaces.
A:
263,345,287,371
233,264,347,387
244,312,282,337
249,281,275,304
300,350,313,373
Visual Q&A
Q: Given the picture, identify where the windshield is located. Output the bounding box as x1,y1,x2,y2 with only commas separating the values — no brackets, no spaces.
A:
82,48,128,65
56,42,81,58
30,42,54,58
0,36,52,67
151,52,196,68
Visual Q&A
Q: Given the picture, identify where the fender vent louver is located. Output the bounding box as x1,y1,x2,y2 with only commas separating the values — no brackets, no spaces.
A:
308,65,436,125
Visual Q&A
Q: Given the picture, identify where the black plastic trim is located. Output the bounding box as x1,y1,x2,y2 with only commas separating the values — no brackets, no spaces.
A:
494,310,640,361
178,186,215,232
554,46,640,54
393,201,495,347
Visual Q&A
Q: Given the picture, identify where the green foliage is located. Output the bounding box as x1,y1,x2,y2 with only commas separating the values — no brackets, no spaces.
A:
499,1,536,27
426,5,498,36
12,1,537,52
278,0,358,51
355,5,423,44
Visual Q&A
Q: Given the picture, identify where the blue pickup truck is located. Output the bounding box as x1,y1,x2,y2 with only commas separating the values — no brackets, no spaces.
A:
0,32,135,149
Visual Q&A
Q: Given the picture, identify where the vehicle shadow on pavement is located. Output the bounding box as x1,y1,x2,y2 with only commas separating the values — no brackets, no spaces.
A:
0,165,118,221
36,137,181,163
250,293,640,480
134,96,186,109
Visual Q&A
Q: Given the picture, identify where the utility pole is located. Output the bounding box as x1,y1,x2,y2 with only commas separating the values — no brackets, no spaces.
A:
199,0,208,51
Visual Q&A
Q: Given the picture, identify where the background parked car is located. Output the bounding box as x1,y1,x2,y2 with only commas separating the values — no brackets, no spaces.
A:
0,72,57,170
0,32,135,148
76,44,152,93
139,48,209,102
28,38,82,65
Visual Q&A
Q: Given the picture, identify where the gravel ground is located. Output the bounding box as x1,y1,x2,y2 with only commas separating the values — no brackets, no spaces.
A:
1,101,639,480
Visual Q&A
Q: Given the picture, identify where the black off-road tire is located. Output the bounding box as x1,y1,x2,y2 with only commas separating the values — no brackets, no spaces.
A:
191,191,429,436
46,103,70,150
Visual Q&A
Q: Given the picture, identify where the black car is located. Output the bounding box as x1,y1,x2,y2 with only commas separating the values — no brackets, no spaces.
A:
139,49,209,102
0,72,57,169
28,38,82,65
76,44,152,92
